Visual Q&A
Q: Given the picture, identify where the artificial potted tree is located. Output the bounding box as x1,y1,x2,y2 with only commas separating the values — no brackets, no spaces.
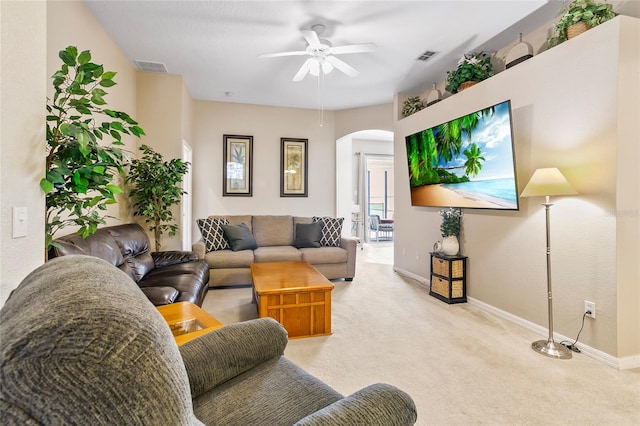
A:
444,51,494,94
42,46,145,251
440,208,463,256
547,0,617,47
126,144,189,252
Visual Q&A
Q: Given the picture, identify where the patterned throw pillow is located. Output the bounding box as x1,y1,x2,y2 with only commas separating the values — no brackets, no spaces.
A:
197,218,230,252
312,216,344,247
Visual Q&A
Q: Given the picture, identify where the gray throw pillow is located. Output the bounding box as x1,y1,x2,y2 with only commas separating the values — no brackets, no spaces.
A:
312,216,344,247
221,223,258,251
197,218,230,251
294,222,322,248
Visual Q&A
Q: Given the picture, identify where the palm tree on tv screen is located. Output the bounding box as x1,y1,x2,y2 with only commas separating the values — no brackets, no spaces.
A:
406,106,493,186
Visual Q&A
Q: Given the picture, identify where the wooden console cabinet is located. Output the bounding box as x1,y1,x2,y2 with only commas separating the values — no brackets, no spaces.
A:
429,252,467,304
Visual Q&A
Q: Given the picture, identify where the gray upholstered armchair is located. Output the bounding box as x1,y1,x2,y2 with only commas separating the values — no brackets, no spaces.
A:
0,255,417,425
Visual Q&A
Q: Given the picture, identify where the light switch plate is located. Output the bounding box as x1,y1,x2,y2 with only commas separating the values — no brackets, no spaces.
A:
12,207,27,238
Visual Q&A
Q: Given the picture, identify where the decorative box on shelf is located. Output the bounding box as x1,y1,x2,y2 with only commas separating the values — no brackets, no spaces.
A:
429,252,468,304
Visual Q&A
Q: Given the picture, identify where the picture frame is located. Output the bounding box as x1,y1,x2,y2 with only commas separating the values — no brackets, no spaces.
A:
280,138,308,197
223,134,253,196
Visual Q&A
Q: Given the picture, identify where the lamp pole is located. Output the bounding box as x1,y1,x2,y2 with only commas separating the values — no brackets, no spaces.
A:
531,196,572,359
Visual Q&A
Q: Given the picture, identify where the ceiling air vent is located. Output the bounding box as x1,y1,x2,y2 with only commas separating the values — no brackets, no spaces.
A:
417,50,438,62
133,60,168,73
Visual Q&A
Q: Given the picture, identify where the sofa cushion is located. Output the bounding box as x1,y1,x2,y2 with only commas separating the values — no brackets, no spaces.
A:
205,249,254,269
300,247,348,264
254,246,303,263
197,218,230,251
221,223,258,251
252,215,294,247
312,217,344,247
211,215,253,231
294,222,322,248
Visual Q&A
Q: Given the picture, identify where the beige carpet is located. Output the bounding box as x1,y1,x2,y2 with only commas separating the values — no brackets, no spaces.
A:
201,243,640,426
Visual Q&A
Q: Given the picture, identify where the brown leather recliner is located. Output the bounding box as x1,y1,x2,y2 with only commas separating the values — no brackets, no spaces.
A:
48,223,209,306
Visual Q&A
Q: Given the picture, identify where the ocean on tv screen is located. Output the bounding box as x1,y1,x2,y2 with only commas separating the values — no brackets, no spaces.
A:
405,100,519,210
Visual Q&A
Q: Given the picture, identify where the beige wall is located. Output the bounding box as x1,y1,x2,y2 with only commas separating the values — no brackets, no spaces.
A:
0,1,47,304
1,0,141,304
393,16,639,360
615,17,640,358
191,101,338,240
335,103,393,139
136,72,194,250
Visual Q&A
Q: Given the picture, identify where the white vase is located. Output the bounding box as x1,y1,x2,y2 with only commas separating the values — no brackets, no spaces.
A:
442,236,459,256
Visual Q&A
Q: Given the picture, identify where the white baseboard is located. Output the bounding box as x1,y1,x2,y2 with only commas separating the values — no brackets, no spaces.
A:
393,267,429,286
391,268,639,370
468,297,640,370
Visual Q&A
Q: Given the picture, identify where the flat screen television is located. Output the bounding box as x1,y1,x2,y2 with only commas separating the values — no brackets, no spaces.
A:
404,99,519,210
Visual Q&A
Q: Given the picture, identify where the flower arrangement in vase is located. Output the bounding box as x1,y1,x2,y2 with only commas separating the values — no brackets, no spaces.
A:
444,52,494,94
440,208,463,256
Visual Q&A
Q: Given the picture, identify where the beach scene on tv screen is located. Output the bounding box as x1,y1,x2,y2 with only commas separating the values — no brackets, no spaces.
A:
405,100,518,210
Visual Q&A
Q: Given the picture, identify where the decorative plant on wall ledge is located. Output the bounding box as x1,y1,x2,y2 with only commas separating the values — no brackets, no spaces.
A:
402,96,425,118
444,52,494,94
547,0,617,47
126,144,189,252
42,46,145,250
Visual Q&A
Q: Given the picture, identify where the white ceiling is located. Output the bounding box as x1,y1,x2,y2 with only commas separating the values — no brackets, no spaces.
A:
82,1,632,111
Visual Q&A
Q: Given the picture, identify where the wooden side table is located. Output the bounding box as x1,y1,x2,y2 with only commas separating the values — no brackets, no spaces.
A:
429,252,468,304
157,302,223,345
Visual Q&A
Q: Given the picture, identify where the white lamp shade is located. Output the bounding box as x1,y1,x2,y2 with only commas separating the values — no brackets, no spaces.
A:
520,168,577,198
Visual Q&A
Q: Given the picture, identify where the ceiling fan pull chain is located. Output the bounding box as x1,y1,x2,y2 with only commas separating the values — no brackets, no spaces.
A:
318,70,324,127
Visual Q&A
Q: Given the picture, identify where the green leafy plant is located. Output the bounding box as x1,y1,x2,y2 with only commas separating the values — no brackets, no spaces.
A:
445,52,494,94
440,208,463,237
547,0,617,47
402,96,425,118
42,46,145,250
126,144,189,252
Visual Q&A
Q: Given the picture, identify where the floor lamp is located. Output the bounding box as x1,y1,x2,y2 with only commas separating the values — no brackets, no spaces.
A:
520,168,577,359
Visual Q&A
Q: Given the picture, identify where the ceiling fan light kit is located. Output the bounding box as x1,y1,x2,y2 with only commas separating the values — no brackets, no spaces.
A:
259,25,375,82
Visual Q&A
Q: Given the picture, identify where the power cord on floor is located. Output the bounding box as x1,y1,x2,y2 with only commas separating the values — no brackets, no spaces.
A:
560,311,591,353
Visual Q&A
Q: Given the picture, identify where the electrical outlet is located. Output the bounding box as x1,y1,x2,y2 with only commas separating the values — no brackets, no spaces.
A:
584,300,596,319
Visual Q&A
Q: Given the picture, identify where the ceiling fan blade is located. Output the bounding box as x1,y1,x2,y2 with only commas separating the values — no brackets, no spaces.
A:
325,55,359,77
301,29,321,47
293,58,313,82
258,51,308,58
330,43,376,55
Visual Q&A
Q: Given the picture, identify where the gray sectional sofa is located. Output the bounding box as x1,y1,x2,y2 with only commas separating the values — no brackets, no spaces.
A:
193,215,357,287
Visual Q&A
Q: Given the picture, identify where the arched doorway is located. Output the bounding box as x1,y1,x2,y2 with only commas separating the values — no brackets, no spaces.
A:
336,130,393,247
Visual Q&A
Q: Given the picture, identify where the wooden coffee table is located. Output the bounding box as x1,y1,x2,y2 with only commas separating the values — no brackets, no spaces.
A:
157,302,223,345
250,261,334,338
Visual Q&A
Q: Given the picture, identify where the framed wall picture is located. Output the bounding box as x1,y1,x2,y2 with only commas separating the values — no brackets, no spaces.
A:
280,138,308,197
223,134,253,196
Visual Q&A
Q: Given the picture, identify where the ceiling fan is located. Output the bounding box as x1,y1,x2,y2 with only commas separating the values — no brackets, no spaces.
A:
259,24,375,82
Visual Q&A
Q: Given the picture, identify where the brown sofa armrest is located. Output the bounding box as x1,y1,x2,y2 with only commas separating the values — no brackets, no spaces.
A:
151,251,198,268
